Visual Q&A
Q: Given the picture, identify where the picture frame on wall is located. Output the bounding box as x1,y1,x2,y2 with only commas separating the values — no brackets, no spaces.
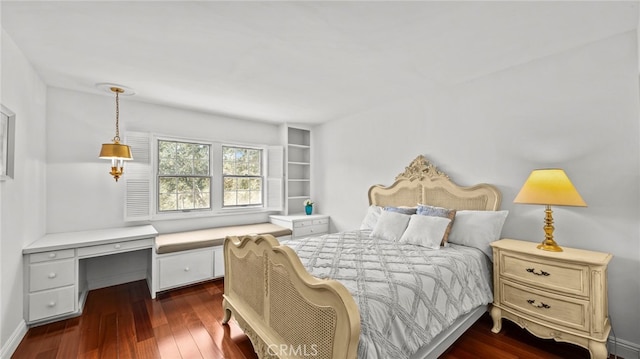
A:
1,105,16,180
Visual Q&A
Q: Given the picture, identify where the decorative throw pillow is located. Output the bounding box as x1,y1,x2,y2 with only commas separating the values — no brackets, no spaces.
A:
360,205,383,230
399,215,452,249
448,210,509,259
384,206,417,215
417,204,457,245
370,210,411,242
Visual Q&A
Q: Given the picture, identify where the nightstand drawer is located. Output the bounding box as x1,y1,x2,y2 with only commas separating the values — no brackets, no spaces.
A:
501,280,589,332
499,251,589,297
293,220,314,228
29,259,75,292
28,286,76,322
293,224,328,238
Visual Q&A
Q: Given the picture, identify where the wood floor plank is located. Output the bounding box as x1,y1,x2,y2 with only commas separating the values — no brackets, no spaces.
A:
132,299,154,342
160,291,204,358
13,279,603,359
55,317,81,359
152,324,181,359
97,312,118,359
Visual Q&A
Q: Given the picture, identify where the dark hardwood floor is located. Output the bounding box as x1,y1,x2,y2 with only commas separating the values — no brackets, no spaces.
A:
13,279,607,358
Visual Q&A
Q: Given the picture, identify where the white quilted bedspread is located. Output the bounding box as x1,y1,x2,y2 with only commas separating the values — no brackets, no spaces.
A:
283,230,493,359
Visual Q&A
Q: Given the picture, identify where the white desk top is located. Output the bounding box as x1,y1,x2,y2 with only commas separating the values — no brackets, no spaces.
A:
23,225,158,254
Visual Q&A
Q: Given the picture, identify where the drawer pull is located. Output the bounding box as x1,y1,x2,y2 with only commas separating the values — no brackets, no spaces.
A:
184,267,190,272
527,299,550,309
114,244,122,249
48,253,57,258
48,272,57,279
47,301,56,307
526,268,550,276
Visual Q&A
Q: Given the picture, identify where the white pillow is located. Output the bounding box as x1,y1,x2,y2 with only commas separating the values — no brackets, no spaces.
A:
370,210,411,241
360,205,383,230
448,210,509,259
399,215,451,249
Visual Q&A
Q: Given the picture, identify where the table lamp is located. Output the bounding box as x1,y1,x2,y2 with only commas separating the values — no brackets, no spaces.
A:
513,169,587,252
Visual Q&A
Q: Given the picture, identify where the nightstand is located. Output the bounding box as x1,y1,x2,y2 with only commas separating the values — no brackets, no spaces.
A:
269,214,330,239
490,239,612,359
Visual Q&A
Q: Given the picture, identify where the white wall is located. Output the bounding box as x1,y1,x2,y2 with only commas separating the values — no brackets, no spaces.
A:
0,29,47,357
315,31,640,349
46,87,282,235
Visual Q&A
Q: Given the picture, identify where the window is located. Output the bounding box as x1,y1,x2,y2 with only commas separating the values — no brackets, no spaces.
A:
222,146,263,207
157,140,211,212
123,131,282,221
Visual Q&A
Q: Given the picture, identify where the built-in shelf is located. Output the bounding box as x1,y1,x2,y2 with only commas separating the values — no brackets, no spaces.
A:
284,126,312,215
288,144,310,149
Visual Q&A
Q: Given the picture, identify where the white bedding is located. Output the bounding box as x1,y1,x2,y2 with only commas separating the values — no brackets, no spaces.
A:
283,229,493,359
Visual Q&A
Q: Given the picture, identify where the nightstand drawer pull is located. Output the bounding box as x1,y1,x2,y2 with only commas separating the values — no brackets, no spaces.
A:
527,299,550,309
526,268,550,276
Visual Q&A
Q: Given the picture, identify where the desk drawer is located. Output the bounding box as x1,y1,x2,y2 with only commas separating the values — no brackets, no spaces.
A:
158,250,214,290
500,251,589,297
30,259,75,292
77,238,153,258
500,280,589,332
29,249,75,264
28,286,75,322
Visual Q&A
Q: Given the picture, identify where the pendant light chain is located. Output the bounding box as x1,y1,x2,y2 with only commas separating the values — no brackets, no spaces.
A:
114,90,121,142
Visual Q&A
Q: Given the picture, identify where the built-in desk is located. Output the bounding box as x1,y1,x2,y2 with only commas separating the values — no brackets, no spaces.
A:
22,225,158,326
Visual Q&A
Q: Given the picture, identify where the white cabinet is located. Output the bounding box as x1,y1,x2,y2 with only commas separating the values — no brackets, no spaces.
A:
270,214,330,239
284,126,312,215
25,253,76,322
490,239,612,359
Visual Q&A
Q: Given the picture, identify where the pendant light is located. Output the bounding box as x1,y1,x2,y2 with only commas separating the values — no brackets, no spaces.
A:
99,85,133,182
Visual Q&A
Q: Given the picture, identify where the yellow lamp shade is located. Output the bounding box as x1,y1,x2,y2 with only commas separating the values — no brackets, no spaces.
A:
99,142,133,160
513,169,586,207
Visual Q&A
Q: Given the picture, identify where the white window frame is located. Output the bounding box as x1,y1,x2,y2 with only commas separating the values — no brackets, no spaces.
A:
222,145,264,208
156,139,213,214
120,132,282,222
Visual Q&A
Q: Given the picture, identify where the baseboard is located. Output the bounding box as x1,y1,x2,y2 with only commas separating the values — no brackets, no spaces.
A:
0,319,27,359
609,337,640,359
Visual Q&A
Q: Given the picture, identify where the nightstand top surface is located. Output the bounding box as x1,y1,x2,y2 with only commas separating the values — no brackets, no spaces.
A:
270,214,328,221
492,238,612,265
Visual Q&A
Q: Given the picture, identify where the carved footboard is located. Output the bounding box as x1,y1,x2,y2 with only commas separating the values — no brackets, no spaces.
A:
222,234,361,359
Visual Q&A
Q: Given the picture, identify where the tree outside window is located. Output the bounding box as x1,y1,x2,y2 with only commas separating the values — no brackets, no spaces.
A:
158,140,211,212
223,146,263,207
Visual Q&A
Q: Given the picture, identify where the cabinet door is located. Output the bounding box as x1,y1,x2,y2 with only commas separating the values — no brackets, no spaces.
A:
158,250,214,290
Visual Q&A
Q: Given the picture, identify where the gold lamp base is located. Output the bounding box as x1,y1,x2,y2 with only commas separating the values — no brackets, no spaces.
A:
537,239,563,252
538,205,563,252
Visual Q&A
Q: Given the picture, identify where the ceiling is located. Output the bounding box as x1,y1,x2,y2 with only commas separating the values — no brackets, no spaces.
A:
1,1,638,125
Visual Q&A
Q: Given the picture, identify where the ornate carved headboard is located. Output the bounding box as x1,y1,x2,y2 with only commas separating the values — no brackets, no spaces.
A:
368,155,502,211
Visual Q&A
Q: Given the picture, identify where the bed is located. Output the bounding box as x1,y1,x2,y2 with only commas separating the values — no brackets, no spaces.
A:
222,155,504,359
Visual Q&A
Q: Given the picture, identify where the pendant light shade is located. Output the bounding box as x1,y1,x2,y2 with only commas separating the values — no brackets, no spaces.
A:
98,85,134,182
